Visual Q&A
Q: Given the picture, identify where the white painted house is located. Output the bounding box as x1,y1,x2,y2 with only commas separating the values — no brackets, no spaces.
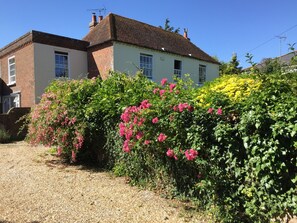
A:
0,13,219,112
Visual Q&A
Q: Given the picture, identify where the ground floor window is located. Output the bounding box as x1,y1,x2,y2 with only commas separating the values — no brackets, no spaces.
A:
2,93,20,113
199,65,206,85
140,54,153,79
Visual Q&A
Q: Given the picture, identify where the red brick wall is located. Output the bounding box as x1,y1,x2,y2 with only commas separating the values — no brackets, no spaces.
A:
0,44,35,107
87,42,113,79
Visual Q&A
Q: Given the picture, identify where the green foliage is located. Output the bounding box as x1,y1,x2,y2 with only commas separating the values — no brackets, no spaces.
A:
26,70,297,223
0,125,11,143
220,53,242,75
159,18,180,33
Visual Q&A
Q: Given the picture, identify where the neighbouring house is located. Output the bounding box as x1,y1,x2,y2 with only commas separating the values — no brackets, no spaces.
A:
0,13,219,113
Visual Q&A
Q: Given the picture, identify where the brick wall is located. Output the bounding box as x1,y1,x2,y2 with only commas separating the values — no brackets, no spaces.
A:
0,43,36,107
87,42,113,79
0,107,30,140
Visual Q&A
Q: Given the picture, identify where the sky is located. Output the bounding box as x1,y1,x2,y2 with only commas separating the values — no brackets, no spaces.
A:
1,0,297,68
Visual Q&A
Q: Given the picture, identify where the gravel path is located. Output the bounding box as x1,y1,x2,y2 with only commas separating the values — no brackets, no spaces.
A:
0,141,206,223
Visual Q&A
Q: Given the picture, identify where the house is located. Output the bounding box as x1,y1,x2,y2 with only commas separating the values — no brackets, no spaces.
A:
0,13,219,113
0,31,89,113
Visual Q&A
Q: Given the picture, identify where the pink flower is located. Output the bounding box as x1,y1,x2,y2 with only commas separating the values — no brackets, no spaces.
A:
121,112,130,123
144,140,151,145
169,83,176,92
185,149,198,161
119,122,126,137
166,149,174,157
158,133,167,142
125,128,133,140
173,106,178,111
207,107,214,114
123,140,131,153
152,117,159,124
138,118,145,127
71,150,76,162
159,89,166,97
161,78,168,86
153,88,160,94
217,108,223,115
140,100,152,109
136,131,144,140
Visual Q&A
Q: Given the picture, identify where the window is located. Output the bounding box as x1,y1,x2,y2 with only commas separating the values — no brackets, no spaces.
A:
55,51,69,78
8,56,16,84
2,93,20,113
199,65,206,85
174,60,182,78
140,54,153,79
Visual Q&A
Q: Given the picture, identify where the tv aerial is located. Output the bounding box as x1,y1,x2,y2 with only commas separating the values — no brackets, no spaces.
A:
87,7,106,16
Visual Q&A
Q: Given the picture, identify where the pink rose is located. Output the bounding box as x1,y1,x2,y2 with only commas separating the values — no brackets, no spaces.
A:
152,117,159,124
161,78,168,86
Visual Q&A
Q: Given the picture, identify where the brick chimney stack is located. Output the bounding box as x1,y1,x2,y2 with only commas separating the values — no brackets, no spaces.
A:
183,28,190,40
98,15,103,23
89,13,98,31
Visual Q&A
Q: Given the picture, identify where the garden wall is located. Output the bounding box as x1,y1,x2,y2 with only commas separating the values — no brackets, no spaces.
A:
0,107,30,140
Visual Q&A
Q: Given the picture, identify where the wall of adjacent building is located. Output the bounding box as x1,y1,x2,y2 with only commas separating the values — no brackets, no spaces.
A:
113,42,219,84
0,43,36,108
33,43,88,103
87,42,114,79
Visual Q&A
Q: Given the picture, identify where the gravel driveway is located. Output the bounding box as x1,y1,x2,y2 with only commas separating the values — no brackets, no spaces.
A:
0,141,206,223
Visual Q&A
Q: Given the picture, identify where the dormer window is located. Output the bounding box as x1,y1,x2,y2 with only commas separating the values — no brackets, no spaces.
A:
8,56,16,85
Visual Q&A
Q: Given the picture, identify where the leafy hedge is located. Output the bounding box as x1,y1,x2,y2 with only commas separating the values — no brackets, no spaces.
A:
26,72,297,222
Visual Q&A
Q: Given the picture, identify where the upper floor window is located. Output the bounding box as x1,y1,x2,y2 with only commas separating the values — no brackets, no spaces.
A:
55,51,69,78
174,60,182,78
140,54,153,79
199,65,206,85
8,56,16,85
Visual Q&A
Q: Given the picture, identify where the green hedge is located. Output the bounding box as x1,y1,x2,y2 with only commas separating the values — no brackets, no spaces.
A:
26,72,297,222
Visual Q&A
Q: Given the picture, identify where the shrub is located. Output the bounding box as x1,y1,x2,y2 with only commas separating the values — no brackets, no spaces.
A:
0,125,11,143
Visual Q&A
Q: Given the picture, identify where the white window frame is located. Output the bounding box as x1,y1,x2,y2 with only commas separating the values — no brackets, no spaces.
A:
174,60,182,78
2,93,20,113
55,51,69,78
140,54,153,80
198,65,206,85
8,56,16,85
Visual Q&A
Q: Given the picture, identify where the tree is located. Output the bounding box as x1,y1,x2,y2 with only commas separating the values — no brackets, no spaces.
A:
159,18,180,33
220,53,242,75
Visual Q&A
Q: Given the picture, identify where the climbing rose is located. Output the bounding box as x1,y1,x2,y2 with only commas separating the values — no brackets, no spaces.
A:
153,88,160,94
123,140,131,153
217,107,223,115
185,149,198,161
152,117,159,124
207,107,214,114
136,131,144,140
166,149,178,160
161,78,168,86
144,140,150,145
158,133,167,142
159,89,166,97
169,83,176,92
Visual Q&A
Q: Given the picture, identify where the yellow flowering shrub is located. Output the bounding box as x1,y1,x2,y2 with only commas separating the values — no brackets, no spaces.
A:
195,74,262,107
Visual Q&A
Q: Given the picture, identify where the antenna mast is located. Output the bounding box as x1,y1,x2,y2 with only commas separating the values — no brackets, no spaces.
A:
276,35,287,57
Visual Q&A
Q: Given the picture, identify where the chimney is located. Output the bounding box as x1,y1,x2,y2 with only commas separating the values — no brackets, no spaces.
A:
183,28,190,40
98,15,103,23
89,13,98,31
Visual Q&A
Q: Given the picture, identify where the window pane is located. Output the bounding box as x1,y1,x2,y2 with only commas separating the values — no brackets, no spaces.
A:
55,52,69,78
140,54,153,79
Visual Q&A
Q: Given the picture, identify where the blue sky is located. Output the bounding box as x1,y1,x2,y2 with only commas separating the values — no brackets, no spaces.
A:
1,0,297,68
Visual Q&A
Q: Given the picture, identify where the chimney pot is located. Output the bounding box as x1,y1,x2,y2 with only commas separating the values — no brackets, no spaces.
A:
89,13,98,31
98,15,103,23
183,28,189,40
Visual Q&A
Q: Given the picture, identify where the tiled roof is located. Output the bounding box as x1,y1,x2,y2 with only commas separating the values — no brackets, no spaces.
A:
0,31,89,58
83,13,219,64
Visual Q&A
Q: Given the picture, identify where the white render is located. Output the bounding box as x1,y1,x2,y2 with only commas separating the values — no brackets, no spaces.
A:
33,43,88,103
113,42,219,84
